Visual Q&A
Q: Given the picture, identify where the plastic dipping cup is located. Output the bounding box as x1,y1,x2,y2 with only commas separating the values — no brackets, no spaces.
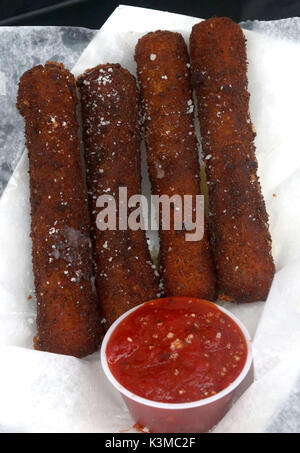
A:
100,298,253,433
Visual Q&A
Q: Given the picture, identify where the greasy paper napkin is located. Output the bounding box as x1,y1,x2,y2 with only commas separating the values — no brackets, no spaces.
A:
1,5,300,433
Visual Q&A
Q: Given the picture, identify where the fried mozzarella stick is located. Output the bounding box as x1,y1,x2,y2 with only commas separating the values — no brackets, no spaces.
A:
77,64,160,330
190,18,275,302
17,62,102,357
135,31,216,300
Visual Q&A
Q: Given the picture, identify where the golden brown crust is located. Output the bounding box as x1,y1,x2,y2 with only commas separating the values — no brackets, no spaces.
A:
190,18,275,302
135,31,216,300
16,62,102,357
77,63,160,330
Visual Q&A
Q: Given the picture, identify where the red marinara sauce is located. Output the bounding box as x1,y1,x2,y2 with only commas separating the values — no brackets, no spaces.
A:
106,297,248,404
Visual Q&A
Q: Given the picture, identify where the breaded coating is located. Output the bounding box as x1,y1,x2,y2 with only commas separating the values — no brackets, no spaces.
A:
17,62,102,357
190,18,275,302
135,31,216,300
77,63,160,330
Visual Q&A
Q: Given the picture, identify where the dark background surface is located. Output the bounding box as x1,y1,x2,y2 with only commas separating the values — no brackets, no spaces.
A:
1,0,300,27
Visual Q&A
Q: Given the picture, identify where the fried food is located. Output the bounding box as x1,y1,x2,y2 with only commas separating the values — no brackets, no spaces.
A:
135,31,216,300
190,17,275,302
16,62,102,357
77,63,160,330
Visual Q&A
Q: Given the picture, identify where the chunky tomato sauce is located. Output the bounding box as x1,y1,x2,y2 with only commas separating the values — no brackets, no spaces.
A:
106,297,247,404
